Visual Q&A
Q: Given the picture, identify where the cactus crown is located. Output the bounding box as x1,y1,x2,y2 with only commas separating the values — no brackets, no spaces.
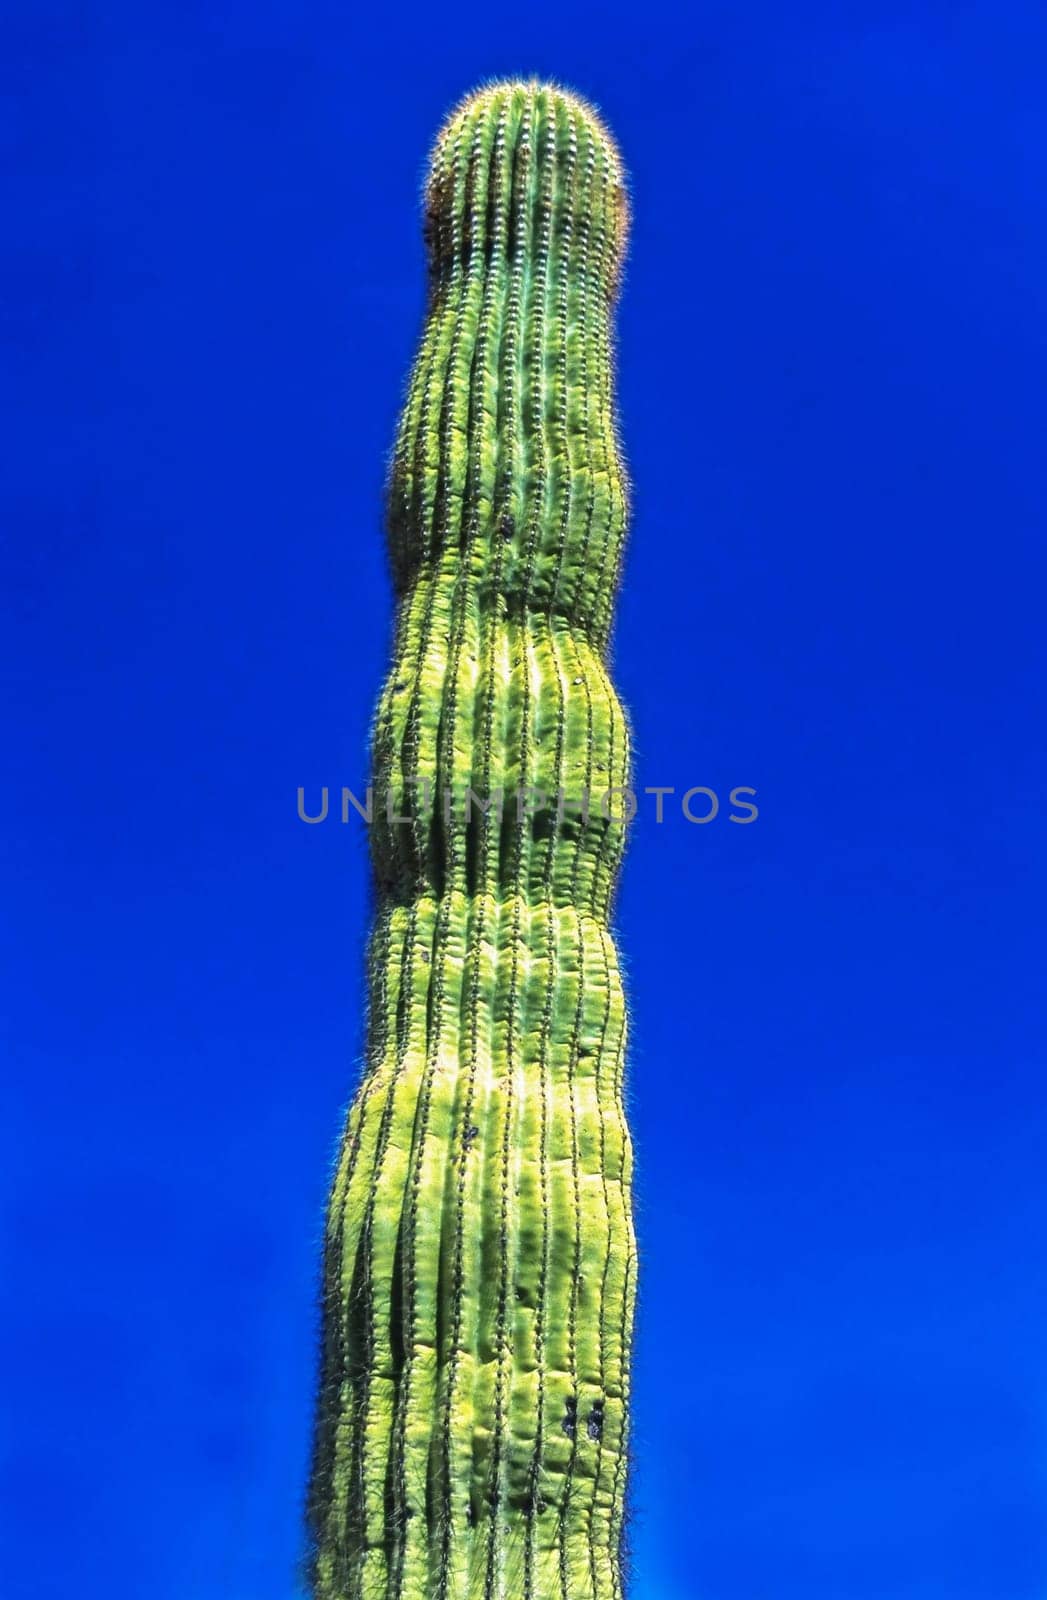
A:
424,82,629,283
387,81,629,642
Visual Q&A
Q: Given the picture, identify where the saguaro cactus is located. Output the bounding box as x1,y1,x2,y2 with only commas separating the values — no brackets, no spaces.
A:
307,80,635,1600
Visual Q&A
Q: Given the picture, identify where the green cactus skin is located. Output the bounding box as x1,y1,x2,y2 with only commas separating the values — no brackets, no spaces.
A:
307,80,635,1600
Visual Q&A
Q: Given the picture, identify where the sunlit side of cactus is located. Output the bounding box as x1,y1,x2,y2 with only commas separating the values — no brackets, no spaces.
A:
308,79,635,1600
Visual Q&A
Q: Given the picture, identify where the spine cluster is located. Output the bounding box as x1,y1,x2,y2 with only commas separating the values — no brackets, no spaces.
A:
308,80,636,1600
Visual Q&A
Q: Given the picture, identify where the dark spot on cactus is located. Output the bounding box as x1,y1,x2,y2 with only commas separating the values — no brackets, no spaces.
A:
531,807,555,843
499,513,515,543
420,949,430,963
586,1401,605,1442
562,1396,577,1437
463,1124,480,1149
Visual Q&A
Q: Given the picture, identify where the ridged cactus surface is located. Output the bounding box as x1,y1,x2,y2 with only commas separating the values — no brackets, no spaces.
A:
308,80,636,1600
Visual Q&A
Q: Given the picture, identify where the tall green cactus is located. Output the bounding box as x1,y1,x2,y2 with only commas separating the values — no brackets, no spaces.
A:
307,79,635,1600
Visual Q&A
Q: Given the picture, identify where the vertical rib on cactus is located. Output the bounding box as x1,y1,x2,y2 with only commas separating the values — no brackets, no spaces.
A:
307,80,635,1600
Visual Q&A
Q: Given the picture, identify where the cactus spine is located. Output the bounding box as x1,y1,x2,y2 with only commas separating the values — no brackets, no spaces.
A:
308,80,635,1600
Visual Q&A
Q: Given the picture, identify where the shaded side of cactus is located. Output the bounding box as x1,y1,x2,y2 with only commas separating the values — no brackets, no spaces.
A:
307,79,635,1600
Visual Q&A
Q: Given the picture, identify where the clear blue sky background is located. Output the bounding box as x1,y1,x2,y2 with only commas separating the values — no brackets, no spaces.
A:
6,3,1046,1596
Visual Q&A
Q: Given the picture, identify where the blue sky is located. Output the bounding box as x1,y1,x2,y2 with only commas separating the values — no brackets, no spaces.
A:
6,2,1047,1596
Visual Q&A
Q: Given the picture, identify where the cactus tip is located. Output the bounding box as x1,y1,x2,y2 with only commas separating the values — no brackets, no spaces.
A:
427,77,630,259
